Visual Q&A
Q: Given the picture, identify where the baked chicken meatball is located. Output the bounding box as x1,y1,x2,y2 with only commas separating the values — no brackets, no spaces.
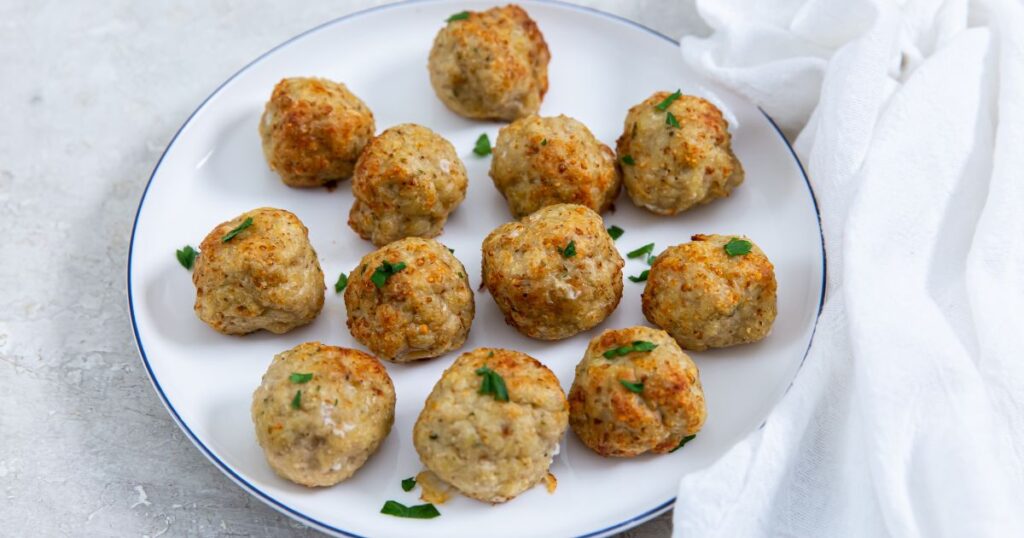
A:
348,124,468,246
259,77,375,187
428,5,550,120
251,342,396,487
413,347,568,503
344,238,474,362
192,207,325,335
490,114,621,218
482,204,624,340
569,326,706,457
643,234,777,350
616,92,744,215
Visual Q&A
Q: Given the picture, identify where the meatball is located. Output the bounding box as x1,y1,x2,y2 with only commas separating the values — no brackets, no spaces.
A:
259,77,375,187
428,5,549,120
344,238,474,362
568,326,706,457
643,234,777,350
192,207,325,335
251,342,396,487
616,92,744,215
413,347,568,503
490,114,621,218
482,204,624,340
348,124,468,246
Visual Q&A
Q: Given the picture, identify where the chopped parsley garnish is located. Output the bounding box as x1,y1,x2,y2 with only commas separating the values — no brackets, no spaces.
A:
541,138,548,146
656,89,682,111
627,243,654,259
620,380,644,393
472,133,492,156
289,372,313,384
628,270,649,283
476,365,509,402
401,477,417,492
603,340,658,358
666,111,680,128
670,434,697,453
447,247,454,253
290,390,302,409
380,500,440,519
334,272,348,293
446,11,470,22
221,217,253,242
621,155,635,165
607,225,624,240
176,245,197,270
557,240,576,258
724,237,753,256
371,260,407,288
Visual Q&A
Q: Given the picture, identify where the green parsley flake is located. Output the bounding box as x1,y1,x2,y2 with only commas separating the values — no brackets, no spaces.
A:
290,390,302,409
289,372,313,384
628,270,649,283
473,133,492,156
620,380,644,393
476,365,509,402
541,138,548,146
557,240,576,258
446,11,470,22
380,500,440,519
401,477,417,492
655,89,682,111
371,260,407,288
621,155,635,165
666,111,680,128
603,340,658,358
335,272,348,293
724,237,753,256
670,434,697,453
627,243,654,259
607,225,624,240
176,245,197,270
221,217,253,242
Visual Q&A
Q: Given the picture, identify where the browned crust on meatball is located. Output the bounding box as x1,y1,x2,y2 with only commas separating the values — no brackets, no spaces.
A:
642,234,777,350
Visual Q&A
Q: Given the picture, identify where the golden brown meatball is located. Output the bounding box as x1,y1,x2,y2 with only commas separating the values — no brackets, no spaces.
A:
481,204,624,340
348,124,468,246
259,77,375,187
428,5,549,120
616,92,744,215
192,207,324,335
251,342,395,487
413,347,568,503
643,234,777,350
490,114,621,218
344,238,474,362
568,326,706,457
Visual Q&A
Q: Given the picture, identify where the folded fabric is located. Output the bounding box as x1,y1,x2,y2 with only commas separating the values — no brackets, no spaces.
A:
673,0,1024,536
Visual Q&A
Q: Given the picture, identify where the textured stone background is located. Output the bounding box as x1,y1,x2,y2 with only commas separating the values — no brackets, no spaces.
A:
0,1,707,536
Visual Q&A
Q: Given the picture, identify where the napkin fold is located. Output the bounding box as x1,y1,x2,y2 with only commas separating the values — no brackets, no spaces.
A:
673,0,1024,535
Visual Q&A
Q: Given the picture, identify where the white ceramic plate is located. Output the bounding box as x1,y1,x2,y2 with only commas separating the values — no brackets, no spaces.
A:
128,1,825,536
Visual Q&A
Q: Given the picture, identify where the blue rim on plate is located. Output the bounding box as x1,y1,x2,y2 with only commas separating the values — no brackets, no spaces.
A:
126,1,827,536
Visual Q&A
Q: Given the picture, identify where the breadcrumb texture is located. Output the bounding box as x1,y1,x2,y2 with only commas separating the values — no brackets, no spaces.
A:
482,204,624,340
642,234,777,350
345,237,474,362
251,342,396,487
192,207,325,335
259,77,375,187
428,4,550,120
616,92,744,215
348,124,468,246
491,114,620,218
569,326,706,457
413,348,568,503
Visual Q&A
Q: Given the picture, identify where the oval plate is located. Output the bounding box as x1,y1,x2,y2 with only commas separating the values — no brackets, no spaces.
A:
128,1,825,536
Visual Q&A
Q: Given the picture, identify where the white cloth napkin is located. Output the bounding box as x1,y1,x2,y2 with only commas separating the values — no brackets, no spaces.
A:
672,0,1024,536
